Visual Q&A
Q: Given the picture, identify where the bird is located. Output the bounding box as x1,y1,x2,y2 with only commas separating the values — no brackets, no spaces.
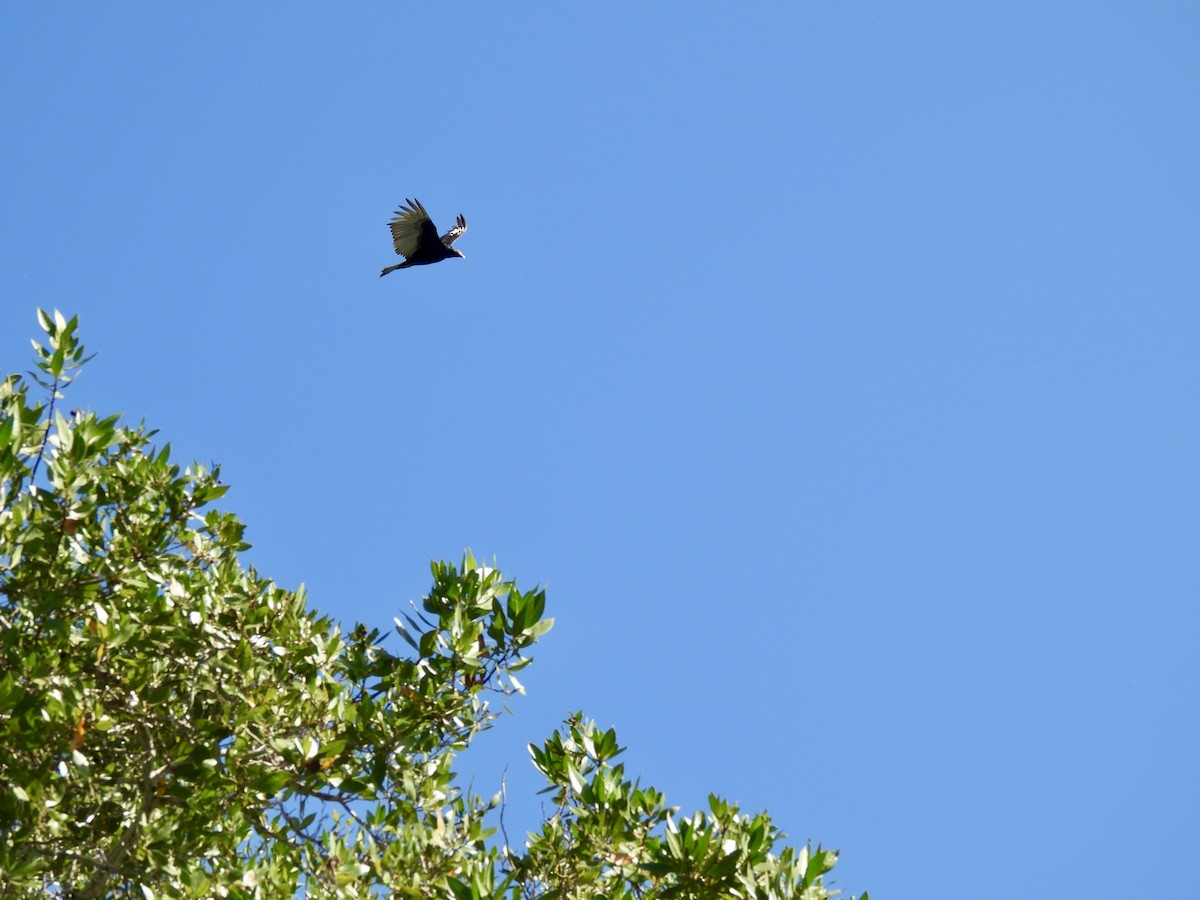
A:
379,199,467,277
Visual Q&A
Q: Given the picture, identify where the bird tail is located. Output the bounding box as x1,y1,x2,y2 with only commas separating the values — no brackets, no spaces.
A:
380,263,405,277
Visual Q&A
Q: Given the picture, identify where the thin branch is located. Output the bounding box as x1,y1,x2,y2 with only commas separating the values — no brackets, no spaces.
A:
28,375,60,486
499,764,514,864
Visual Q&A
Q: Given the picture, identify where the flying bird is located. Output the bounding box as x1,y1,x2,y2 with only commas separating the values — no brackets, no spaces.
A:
380,199,467,277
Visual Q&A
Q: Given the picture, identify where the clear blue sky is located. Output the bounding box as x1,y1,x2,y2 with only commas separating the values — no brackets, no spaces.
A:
4,4,1198,896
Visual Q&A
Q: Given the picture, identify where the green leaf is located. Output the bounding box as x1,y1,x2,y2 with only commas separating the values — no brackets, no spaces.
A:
393,616,420,651
522,618,555,640
565,759,584,794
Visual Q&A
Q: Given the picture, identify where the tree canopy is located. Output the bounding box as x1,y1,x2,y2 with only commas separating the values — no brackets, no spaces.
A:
0,310,864,899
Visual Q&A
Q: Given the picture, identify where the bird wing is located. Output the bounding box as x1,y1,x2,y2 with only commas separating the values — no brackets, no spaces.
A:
440,214,468,247
388,199,442,260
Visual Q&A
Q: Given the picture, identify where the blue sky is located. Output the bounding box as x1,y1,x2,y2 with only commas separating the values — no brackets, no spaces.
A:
4,4,1198,896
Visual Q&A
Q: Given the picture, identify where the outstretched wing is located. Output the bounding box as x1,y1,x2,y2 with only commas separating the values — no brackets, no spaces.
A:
388,199,442,261
440,214,467,247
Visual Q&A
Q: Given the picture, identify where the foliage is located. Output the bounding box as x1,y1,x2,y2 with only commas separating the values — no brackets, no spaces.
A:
0,310,863,899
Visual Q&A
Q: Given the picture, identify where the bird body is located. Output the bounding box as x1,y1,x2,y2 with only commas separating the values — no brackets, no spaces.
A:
380,199,467,276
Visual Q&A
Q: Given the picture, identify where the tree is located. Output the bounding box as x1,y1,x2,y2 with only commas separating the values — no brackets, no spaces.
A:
0,310,864,899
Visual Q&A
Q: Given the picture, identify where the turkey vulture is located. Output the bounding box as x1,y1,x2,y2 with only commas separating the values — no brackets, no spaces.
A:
379,199,467,277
